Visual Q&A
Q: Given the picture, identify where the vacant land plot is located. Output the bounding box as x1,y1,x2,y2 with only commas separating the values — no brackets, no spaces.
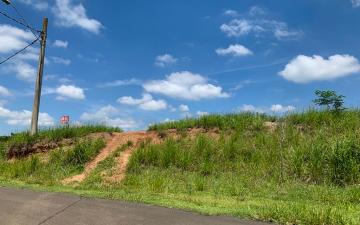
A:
0,111,360,225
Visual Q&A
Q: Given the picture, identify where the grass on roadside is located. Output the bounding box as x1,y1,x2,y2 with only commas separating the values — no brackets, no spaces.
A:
0,125,120,159
1,111,360,224
0,138,105,185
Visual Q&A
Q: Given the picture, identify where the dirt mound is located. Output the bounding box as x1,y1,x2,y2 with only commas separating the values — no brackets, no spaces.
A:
6,140,74,159
6,132,112,159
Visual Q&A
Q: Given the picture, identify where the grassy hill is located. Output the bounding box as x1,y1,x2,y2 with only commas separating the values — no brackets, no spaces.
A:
0,112,359,224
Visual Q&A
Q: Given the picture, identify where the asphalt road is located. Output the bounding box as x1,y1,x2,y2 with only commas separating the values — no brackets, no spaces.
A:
0,187,271,225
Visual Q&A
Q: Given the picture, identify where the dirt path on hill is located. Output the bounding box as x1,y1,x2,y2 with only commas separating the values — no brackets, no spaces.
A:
63,131,160,184
63,128,222,184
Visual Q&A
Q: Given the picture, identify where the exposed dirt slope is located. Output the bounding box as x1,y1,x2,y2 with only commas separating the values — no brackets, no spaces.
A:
63,131,160,184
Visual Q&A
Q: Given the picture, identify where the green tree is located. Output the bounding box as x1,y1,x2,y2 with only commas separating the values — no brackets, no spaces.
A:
313,90,346,113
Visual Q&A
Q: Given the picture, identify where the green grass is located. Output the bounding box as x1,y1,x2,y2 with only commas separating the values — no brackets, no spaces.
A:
1,111,360,224
0,138,105,185
149,112,275,131
0,125,120,159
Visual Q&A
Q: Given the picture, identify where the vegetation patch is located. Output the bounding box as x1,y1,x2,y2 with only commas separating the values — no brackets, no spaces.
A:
1,108,360,224
2,125,120,159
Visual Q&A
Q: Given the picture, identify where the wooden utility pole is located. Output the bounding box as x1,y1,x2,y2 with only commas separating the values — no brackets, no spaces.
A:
30,18,48,135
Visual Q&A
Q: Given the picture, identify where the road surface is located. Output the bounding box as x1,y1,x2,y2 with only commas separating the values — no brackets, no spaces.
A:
0,187,271,225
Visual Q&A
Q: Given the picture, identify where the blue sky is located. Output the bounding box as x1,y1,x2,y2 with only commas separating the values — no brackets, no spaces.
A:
0,0,360,134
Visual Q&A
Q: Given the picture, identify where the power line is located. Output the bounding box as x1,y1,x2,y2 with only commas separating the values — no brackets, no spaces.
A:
0,10,41,34
9,1,39,38
0,35,40,65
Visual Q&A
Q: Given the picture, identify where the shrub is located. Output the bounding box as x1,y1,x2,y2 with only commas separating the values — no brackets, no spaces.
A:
64,139,105,168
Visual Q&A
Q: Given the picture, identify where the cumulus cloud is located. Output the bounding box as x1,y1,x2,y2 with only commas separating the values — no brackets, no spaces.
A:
53,40,68,48
196,111,209,117
351,0,360,7
0,24,33,54
0,24,40,82
143,71,229,101
6,61,37,82
45,85,85,100
270,104,296,113
238,104,264,113
0,86,11,97
51,56,71,65
18,0,49,10
238,104,296,114
80,105,138,130
53,0,103,34
216,44,253,57
155,54,178,67
118,94,167,111
179,104,190,112
0,106,54,126
279,55,360,83
56,85,85,100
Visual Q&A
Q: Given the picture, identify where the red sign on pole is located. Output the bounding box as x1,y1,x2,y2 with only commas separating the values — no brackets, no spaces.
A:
60,115,70,125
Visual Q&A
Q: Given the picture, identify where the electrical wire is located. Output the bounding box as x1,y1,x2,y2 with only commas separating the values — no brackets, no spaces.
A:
0,10,41,34
0,35,40,65
9,2,39,37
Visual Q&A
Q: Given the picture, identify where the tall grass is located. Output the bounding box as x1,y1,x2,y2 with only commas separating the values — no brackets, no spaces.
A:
6,124,121,146
149,113,275,131
1,125,120,159
0,138,105,185
126,110,360,224
145,110,360,185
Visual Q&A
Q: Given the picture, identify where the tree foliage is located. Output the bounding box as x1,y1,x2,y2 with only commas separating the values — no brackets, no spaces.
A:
313,90,346,113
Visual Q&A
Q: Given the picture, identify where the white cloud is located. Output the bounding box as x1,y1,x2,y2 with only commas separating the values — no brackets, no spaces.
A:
0,24,33,54
53,0,103,34
55,85,85,100
143,71,229,101
44,74,72,84
238,104,295,114
118,94,167,111
220,7,303,41
0,24,41,82
155,54,178,67
279,55,360,83
0,86,11,97
80,105,138,130
98,79,141,88
0,106,54,126
238,104,264,113
270,104,296,113
249,6,266,16
7,61,37,82
216,44,253,57
221,19,254,37
196,111,209,117
179,104,190,112
231,80,255,91
221,19,302,40
223,9,239,17
53,40,68,48
51,56,71,65
351,0,360,7
18,0,49,10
